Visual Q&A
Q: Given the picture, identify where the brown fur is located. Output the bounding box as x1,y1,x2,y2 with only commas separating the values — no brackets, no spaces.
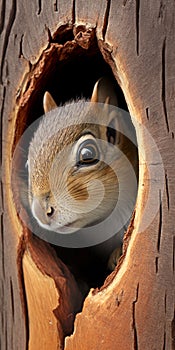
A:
28,78,138,270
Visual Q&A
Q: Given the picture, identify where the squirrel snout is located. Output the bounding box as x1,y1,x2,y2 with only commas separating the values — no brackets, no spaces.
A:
46,206,55,217
31,196,55,226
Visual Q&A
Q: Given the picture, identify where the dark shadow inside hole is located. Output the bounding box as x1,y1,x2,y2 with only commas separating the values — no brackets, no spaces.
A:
19,42,135,296
52,242,116,294
45,53,127,109
25,46,127,127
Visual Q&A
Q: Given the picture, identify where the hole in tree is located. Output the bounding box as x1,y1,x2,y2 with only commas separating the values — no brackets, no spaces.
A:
13,30,138,313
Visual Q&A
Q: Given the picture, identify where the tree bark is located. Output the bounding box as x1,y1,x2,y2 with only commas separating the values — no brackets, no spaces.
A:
0,1,175,350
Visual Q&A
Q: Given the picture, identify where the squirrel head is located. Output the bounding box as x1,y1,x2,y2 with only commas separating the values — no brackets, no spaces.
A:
28,78,138,234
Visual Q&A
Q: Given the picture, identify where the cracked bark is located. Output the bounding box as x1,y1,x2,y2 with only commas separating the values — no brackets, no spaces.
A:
102,0,111,40
161,37,169,132
0,86,6,163
37,0,42,15
165,172,170,210
173,237,175,273
19,35,24,58
0,0,6,34
135,0,140,56
132,284,139,350
54,0,58,12
145,107,150,121
157,190,163,253
0,0,17,84
1,0,175,350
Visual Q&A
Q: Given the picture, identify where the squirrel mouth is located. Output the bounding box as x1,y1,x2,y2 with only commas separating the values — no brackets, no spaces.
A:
52,220,80,234
64,221,77,227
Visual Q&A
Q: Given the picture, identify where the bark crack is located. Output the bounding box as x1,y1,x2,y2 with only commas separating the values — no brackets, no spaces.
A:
172,309,175,349
157,190,162,253
72,0,76,24
5,313,8,348
146,107,150,120
0,0,6,34
132,283,139,350
158,1,166,21
0,86,6,165
37,0,42,15
45,26,52,44
0,278,5,334
155,256,159,274
161,37,169,132
102,0,111,40
17,235,29,350
173,236,175,273
163,330,166,350
19,34,24,58
10,277,15,321
135,0,140,56
165,172,170,210
54,0,58,12
0,0,16,84
164,292,167,315
0,214,5,278
5,60,9,84
0,180,4,213
163,292,167,350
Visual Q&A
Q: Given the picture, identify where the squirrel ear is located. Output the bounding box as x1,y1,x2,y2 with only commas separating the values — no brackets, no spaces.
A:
43,92,58,113
90,77,118,107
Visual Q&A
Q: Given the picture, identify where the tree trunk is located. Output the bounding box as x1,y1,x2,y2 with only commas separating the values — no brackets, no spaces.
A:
0,1,175,350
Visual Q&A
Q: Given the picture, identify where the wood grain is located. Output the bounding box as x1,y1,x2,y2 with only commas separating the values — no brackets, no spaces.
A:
0,0,175,349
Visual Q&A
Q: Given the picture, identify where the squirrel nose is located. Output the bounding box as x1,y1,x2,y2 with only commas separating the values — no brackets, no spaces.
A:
46,206,55,217
32,197,55,225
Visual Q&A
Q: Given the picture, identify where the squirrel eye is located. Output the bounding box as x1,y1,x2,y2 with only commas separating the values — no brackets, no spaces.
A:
76,139,100,167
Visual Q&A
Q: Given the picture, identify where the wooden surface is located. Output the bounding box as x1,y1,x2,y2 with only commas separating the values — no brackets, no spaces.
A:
0,0,175,349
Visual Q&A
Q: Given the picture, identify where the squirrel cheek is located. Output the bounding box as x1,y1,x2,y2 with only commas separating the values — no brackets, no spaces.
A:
31,197,47,225
68,179,89,201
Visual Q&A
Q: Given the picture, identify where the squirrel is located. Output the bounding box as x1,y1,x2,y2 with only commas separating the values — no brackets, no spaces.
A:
27,77,138,284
